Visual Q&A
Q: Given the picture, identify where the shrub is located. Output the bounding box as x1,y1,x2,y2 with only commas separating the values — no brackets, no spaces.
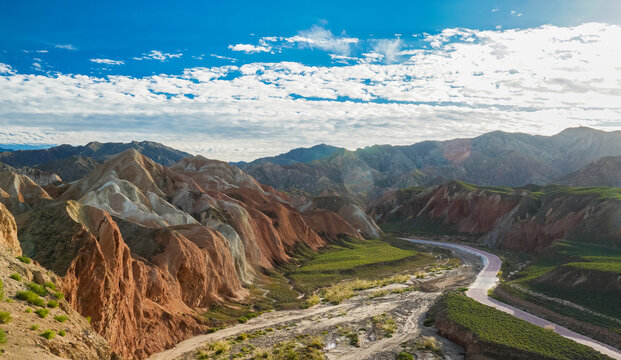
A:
27,282,47,296
54,315,68,323
0,329,6,344
237,316,247,323
53,291,64,300
396,353,414,360
30,324,39,330
85,316,91,324
423,318,434,327
25,307,32,313
58,330,66,337
16,291,45,306
16,255,31,264
420,336,441,352
47,300,59,308
43,281,56,291
303,294,321,308
40,330,56,340
35,308,49,318
0,311,11,324
9,273,22,281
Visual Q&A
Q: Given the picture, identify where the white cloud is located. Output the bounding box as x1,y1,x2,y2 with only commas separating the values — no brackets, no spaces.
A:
210,54,237,62
228,44,272,54
284,25,358,55
90,58,124,65
55,44,77,51
133,50,183,61
0,63,15,74
491,8,500,13
372,38,403,63
1,23,620,160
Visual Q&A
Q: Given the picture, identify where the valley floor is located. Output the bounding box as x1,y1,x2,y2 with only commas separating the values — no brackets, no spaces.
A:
148,254,479,360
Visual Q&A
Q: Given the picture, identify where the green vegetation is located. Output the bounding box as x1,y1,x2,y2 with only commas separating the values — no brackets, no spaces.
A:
9,273,21,281
34,308,49,318
320,274,410,304
544,185,621,200
53,291,64,300
0,311,11,324
30,324,39,331
54,315,68,323
302,294,320,308
24,308,32,313
39,330,56,340
416,336,442,353
27,282,47,296
396,352,414,360
16,291,45,306
16,255,31,264
372,313,396,338
287,238,437,293
47,300,58,308
500,240,621,326
442,292,610,360
85,316,91,324
43,281,56,291
0,329,6,344
58,329,66,337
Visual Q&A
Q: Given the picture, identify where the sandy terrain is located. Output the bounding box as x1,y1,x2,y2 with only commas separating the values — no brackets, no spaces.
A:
148,255,479,360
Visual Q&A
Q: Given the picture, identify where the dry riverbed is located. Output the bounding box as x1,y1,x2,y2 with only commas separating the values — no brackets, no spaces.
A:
150,250,481,360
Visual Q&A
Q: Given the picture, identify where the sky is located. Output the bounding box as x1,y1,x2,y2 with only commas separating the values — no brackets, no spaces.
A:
1,1,621,161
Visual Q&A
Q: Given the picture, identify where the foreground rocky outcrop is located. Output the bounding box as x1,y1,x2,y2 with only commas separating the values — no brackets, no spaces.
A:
0,204,113,359
0,150,367,359
368,181,621,252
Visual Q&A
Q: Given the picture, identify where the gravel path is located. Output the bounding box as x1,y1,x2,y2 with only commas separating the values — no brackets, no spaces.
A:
402,238,621,360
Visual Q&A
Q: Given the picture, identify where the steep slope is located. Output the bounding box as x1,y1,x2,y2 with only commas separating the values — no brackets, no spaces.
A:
369,181,621,252
0,203,113,359
15,201,244,359
5,150,362,358
0,171,53,214
0,141,191,181
0,163,61,187
557,155,621,187
243,127,621,204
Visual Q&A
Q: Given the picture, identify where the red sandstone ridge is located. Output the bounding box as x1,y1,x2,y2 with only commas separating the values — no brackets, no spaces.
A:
2,149,362,359
368,181,621,252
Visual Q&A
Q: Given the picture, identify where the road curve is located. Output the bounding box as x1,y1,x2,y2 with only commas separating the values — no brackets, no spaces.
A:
402,238,621,360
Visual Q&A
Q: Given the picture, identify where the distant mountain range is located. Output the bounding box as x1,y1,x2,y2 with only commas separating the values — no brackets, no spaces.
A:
0,141,191,181
238,127,621,204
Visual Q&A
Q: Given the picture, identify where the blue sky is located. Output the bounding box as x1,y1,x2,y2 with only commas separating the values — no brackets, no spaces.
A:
1,1,620,160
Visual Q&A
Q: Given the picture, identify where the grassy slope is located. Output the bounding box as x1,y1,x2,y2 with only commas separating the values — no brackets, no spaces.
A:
442,292,612,360
286,237,439,293
500,241,621,325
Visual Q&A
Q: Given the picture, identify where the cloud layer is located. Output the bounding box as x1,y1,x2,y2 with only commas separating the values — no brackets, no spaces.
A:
1,23,620,161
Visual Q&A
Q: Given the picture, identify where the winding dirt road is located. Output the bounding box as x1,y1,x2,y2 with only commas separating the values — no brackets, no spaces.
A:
402,238,621,360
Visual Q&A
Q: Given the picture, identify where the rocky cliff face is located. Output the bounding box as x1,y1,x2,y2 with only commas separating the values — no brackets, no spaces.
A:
0,202,21,254
369,181,621,252
0,149,363,359
0,202,114,359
